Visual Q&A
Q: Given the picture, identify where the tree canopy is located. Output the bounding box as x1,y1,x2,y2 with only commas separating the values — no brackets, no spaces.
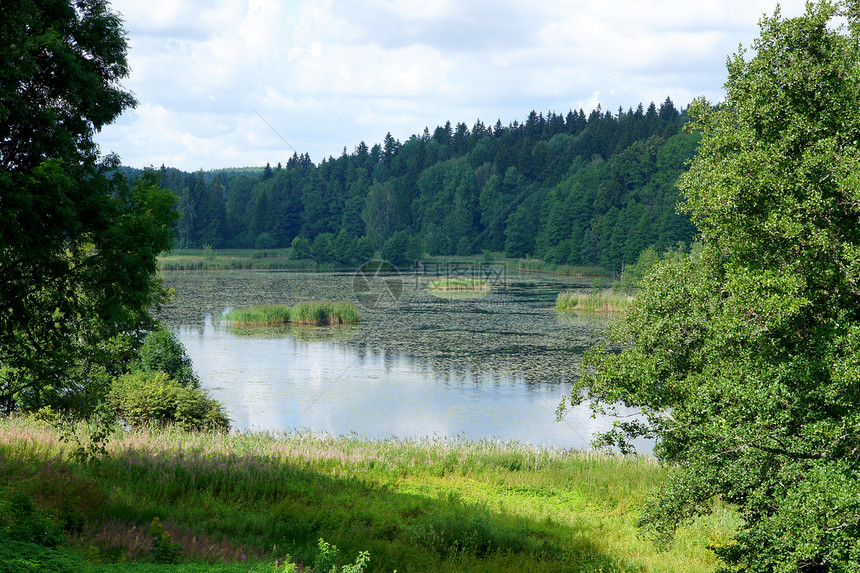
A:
0,0,178,414
562,2,860,569
149,98,696,272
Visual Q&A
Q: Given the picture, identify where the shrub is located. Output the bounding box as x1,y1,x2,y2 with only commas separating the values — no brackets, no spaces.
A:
0,492,63,547
109,371,230,431
289,236,312,260
138,327,199,388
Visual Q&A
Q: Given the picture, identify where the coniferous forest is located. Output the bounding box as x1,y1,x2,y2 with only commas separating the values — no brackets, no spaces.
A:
150,99,698,272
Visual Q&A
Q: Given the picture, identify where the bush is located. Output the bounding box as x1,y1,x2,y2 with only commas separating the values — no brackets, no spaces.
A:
0,492,63,547
289,236,312,260
254,232,278,250
138,328,199,388
109,371,230,431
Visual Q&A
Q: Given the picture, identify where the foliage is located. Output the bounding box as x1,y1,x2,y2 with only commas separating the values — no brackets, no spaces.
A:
0,1,178,416
151,98,697,274
108,371,230,431
0,492,63,547
138,328,200,389
380,229,422,268
314,538,370,573
613,246,660,294
149,517,182,564
561,2,860,570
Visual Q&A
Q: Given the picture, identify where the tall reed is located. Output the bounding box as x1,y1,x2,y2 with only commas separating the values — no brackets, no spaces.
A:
289,301,360,325
556,290,633,312
222,304,292,326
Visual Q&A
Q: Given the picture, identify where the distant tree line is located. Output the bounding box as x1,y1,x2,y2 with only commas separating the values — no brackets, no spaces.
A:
146,98,698,272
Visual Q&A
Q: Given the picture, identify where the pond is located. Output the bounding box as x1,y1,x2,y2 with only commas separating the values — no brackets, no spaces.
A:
158,266,647,451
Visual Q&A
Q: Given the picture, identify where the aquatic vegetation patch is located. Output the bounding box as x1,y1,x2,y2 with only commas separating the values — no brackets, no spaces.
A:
222,304,293,326
427,278,491,292
556,290,633,313
289,301,360,325
223,302,360,327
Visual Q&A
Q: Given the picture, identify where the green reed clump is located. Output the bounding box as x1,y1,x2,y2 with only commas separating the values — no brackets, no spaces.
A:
289,302,360,326
556,290,633,312
224,303,359,327
222,305,292,326
427,278,491,291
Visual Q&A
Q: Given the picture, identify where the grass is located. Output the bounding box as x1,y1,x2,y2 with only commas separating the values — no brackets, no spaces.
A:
556,290,634,313
222,305,293,326
158,249,319,271
427,278,491,292
290,301,361,326
223,302,360,327
0,416,735,573
516,259,608,277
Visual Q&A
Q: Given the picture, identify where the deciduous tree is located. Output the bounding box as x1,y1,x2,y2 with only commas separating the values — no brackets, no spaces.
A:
561,2,860,569
0,0,178,414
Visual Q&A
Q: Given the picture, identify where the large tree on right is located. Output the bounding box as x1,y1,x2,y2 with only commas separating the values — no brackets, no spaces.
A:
563,1,860,570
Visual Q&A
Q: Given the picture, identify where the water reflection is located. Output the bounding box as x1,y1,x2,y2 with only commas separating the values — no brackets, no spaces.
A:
160,270,650,451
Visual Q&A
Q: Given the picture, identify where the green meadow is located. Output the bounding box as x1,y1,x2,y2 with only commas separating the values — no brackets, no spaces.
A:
0,417,735,573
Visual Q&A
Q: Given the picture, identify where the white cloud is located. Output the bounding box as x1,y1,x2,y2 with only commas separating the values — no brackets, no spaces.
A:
97,0,810,170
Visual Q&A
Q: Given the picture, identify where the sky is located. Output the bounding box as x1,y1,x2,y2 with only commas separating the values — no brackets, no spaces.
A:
95,0,809,172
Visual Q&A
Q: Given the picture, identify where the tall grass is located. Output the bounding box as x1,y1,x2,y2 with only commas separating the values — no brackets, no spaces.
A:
222,304,292,326
158,249,316,271
290,301,360,325
556,290,634,312
516,259,607,277
0,417,734,572
223,302,359,327
427,278,490,291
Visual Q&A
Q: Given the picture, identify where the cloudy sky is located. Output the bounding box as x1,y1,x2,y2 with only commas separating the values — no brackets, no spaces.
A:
95,0,808,172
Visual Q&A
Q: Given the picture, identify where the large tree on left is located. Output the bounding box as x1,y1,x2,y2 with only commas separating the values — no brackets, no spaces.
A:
0,0,178,414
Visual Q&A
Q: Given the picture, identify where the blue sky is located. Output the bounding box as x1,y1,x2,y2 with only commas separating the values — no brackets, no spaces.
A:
95,0,808,171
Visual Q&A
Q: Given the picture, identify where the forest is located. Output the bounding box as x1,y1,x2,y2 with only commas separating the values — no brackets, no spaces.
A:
146,99,698,271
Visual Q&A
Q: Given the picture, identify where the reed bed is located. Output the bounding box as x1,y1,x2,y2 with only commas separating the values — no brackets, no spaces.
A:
0,416,733,573
516,259,607,277
223,302,360,327
290,301,360,325
556,290,634,312
427,278,491,291
222,304,293,326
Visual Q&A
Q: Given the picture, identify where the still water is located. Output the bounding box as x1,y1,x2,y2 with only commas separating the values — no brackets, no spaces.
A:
158,268,645,451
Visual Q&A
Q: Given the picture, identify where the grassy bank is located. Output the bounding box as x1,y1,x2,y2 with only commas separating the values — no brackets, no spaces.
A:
556,290,634,313
159,249,614,278
427,278,491,291
0,417,733,572
158,249,319,271
515,259,608,277
223,302,360,326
